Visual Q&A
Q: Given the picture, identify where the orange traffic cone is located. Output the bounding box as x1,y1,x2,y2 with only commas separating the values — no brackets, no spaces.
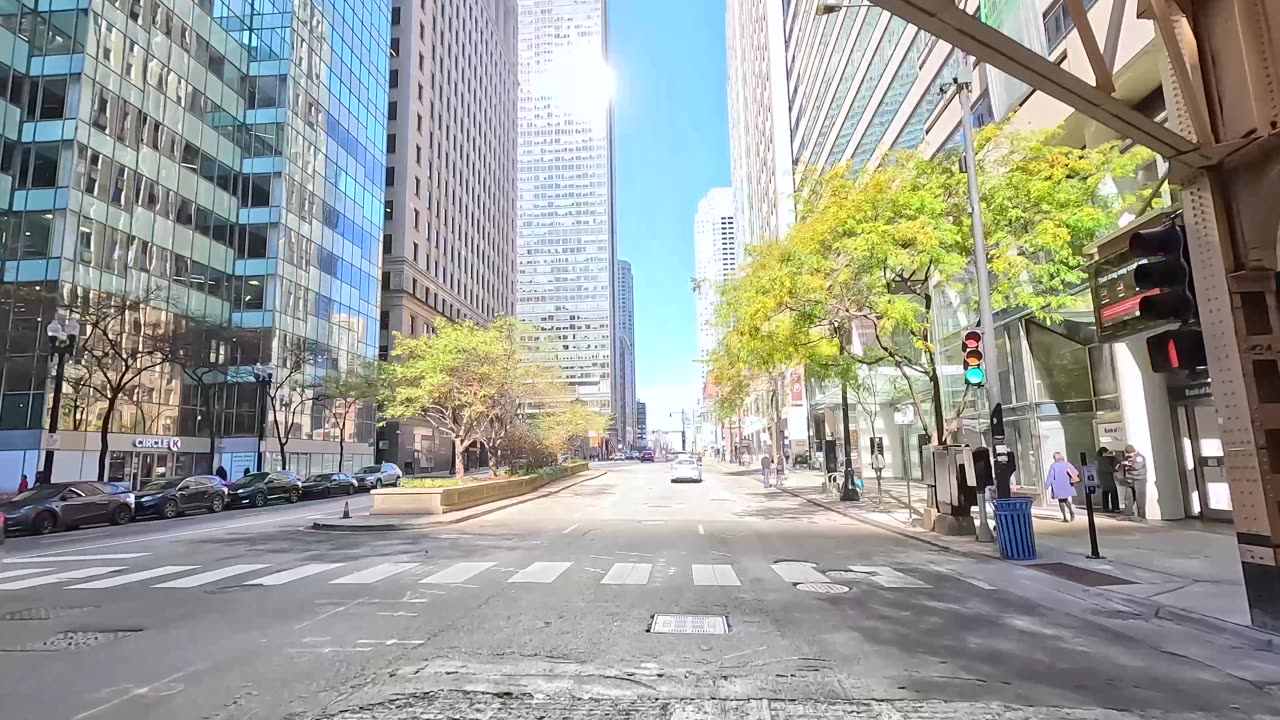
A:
342,501,351,519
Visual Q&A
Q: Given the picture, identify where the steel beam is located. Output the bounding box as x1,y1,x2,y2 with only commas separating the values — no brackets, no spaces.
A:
868,0,1209,165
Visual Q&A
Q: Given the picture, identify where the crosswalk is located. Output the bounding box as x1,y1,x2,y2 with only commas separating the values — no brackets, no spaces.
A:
0,559,963,594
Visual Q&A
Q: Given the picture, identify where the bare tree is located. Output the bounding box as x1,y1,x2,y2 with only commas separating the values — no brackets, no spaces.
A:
159,319,237,472
69,287,176,483
314,359,379,472
263,338,324,471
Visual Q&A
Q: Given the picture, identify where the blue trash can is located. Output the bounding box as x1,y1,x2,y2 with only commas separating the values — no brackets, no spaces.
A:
993,497,1036,561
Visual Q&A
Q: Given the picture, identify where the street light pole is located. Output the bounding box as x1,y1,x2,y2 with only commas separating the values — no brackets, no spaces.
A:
252,363,274,473
41,318,79,485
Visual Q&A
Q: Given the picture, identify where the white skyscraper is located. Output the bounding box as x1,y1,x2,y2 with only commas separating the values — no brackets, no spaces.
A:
516,0,617,424
615,260,637,448
694,188,741,386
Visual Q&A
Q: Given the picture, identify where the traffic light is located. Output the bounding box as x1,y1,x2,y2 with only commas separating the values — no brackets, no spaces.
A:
1147,327,1208,373
1129,220,1194,321
962,330,985,386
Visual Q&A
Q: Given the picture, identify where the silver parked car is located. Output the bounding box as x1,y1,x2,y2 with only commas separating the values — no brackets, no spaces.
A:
352,463,403,490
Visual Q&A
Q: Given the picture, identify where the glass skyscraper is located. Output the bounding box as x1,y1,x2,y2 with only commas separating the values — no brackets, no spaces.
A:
515,0,616,430
0,0,388,486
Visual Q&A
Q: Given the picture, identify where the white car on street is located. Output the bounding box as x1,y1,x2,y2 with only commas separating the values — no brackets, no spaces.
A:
670,457,702,483
353,463,404,490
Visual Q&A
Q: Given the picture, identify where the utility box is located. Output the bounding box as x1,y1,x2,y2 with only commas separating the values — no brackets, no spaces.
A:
930,445,979,536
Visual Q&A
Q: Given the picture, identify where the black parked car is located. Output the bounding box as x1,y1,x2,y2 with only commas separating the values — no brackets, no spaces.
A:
1,482,135,535
301,472,357,498
225,471,303,508
135,476,229,519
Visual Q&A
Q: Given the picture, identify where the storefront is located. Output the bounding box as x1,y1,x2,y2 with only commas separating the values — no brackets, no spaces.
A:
106,436,210,489
1167,379,1232,520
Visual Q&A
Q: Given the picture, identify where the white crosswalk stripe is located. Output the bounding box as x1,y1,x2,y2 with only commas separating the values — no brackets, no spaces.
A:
330,563,418,584
153,564,271,588
420,562,494,584
601,563,651,585
508,561,573,583
691,564,740,586
847,566,930,588
243,564,345,586
0,566,125,590
0,568,55,581
3,553,150,564
771,562,828,584
68,566,198,589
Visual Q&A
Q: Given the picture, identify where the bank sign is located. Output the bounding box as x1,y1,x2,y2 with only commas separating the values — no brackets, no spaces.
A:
133,437,182,450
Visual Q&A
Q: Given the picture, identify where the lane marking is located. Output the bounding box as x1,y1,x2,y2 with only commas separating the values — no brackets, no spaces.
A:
508,561,573,583
944,570,996,590
0,566,125,590
244,563,344,586
3,502,372,559
72,665,204,719
771,562,829,584
419,562,494,584
358,639,424,645
68,566,198,589
847,566,930,588
153,564,270,588
601,563,652,585
561,523,580,534
0,568,55,581
295,597,368,629
37,530,111,543
3,553,150,563
330,563,418,584
691,564,740,586
698,524,705,535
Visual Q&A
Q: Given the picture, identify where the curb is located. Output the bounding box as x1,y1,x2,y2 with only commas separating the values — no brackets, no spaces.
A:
310,470,607,532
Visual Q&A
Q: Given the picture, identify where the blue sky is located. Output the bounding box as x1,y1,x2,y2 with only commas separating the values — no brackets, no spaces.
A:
611,0,729,432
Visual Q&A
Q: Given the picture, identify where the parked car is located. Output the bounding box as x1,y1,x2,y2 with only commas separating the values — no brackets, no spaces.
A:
670,457,703,483
1,482,135,535
639,450,655,463
225,471,303,508
135,475,229,519
301,472,358,498
352,463,403,490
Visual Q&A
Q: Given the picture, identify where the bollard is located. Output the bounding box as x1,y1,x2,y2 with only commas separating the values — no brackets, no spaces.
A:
342,501,351,519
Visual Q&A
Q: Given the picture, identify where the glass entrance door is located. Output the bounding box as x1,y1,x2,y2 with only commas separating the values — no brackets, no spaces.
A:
1174,401,1232,521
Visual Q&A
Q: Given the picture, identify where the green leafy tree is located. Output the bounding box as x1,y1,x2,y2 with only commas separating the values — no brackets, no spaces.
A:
714,125,1152,443
536,401,609,459
315,359,380,472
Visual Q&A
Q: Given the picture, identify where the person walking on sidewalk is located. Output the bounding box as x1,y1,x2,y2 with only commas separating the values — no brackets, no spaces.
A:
761,453,773,488
1045,451,1080,522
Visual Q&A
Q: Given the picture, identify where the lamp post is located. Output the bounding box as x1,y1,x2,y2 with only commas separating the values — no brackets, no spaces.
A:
42,317,80,485
252,363,274,472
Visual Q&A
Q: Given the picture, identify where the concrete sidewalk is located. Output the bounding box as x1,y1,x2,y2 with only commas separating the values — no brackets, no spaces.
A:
724,462,1253,630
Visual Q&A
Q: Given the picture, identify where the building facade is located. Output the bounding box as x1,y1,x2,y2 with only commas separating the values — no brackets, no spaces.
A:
636,400,646,446
693,187,739,387
613,258,635,448
377,0,519,474
0,0,390,489
515,0,616,427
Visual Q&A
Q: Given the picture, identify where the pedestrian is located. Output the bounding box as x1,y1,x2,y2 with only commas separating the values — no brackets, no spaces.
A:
242,466,251,478
1096,447,1119,513
761,453,773,487
1117,444,1146,520
1045,451,1080,522
215,465,228,484
16,474,29,494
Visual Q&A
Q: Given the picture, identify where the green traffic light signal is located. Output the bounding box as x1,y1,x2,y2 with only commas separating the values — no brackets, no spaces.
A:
964,366,986,385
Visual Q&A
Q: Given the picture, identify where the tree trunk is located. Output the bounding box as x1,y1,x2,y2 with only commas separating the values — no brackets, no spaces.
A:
772,374,786,473
97,394,119,484
206,383,219,473
929,370,945,445
454,438,465,482
337,412,347,473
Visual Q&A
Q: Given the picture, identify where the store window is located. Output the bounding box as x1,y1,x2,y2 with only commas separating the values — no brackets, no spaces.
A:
1027,321,1093,403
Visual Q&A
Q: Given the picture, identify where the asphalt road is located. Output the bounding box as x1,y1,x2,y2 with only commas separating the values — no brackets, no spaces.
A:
0,462,1276,720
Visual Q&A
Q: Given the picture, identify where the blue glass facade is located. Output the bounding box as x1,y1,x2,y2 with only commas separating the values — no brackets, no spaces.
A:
0,0,388,485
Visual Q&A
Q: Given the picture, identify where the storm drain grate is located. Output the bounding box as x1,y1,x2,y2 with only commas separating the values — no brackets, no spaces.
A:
1030,562,1137,587
796,582,850,594
0,630,138,652
649,614,728,634
0,606,96,621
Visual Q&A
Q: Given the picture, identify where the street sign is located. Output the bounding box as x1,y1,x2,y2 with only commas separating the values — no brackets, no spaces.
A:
46,433,61,449
1080,464,1098,488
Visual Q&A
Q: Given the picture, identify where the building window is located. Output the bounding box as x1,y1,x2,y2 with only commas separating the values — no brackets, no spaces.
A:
385,200,393,221
412,242,419,262
390,37,399,56
415,145,422,165
412,208,419,230
387,133,396,153
391,6,400,25
417,82,423,101
388,101,397,121
389,69,399,88
418,52,424,72
1043,0,1099,49
416,113,422,133
385,166,394,187
414,176,421,197
383,233,392,255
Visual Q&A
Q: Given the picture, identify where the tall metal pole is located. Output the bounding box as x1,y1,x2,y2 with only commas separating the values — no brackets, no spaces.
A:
41,351,68,485
255,377,268,472
840,380,860,501
957,77,1001,416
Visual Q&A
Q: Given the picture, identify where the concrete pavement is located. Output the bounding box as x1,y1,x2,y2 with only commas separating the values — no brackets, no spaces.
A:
0,461,1275,719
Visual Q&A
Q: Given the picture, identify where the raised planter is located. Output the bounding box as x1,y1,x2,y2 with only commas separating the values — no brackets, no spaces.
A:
370,462,589,516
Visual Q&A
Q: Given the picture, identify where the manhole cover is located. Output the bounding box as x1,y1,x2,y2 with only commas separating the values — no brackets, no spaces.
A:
1030,562,1136,587
0,630,137,652
649,614,728,634
796,582,850,594
0,606,96,621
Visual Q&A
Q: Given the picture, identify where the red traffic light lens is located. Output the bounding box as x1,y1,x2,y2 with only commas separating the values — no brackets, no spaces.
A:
963,330,982,349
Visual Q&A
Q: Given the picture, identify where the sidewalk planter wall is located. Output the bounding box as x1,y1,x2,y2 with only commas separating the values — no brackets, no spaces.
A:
370,462,590,516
